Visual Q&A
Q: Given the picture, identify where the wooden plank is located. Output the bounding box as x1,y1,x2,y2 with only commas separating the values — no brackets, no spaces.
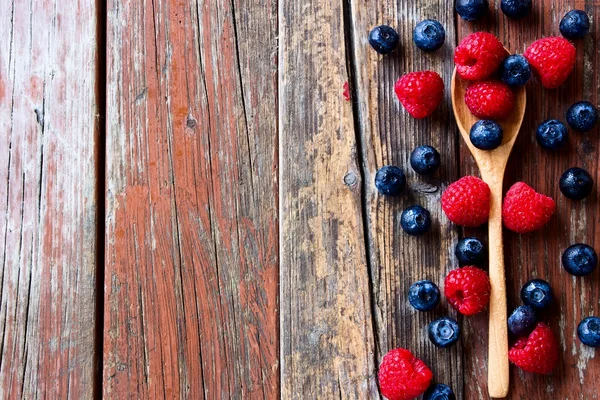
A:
458,1,600,398
104,0,279,398
0,0,99,398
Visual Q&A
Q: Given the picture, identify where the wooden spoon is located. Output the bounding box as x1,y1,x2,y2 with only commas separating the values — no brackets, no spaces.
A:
450,67,526,398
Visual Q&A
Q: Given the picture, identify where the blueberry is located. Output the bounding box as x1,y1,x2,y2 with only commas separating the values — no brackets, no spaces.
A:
500,0,532,19
500,54,531,87
469,120,503,150
410,145,441,175
408,280,440,311
424,383,456,400
578,316,600,347
400,205,431,236
413,19,445,52
368,25,400,55
455,0,488,21
455,237,485,265
375,165,406,196
428,317,460,348
536,119,568,150
566,101,598,132
562,244,598,276
560,10,590,40
520,279,553,310
559,167,593,200
508,305,536,336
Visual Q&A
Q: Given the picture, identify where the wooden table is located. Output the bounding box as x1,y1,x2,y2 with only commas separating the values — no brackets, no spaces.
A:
1,0,599,398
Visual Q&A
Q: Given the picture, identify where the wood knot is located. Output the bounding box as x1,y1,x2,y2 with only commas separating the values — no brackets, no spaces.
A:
186,115,197,128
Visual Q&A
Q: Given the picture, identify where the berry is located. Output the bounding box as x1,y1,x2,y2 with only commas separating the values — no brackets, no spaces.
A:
560,10,590,40
502,182,555,234
578,316,600,347
559,167,593,200
455,237,485,265
566,101,598,132
500,0,532,20
413,19,445,52
401,205,431,236
378,348,433,400
500,54,532,87
508,305,537,336
444,266,491,316
455,0,488,21
428,317,461,348
465,80,515,120
536,119,568,150
442,176,490,227
369,25,400,55
454,32,505,80
562,244,597,276
375,165,406,196
469,120,503,150
343,81,350,101
424,384,456,400
524,37,576,89
508,322,559,374
410,145,441,175
395,71,444,119
520,279,553,310
408,280,440,311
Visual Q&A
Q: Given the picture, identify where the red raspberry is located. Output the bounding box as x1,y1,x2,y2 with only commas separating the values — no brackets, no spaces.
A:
378,348,433,400
343,81,350,101
441,176,490,227
509,322,559,374
524,37,576,89
444,266,491,316
464,80,515,120
394,71,444,119
454,32,506,80
502,182,556,234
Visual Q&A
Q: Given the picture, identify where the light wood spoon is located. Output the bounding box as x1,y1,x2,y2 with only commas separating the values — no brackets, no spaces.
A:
451,65,526,398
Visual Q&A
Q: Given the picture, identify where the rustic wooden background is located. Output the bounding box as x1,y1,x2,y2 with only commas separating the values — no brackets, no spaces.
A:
1,0,599,398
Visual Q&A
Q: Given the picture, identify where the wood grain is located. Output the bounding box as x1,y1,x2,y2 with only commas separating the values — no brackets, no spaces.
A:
0,0,99,397
104,0,279,398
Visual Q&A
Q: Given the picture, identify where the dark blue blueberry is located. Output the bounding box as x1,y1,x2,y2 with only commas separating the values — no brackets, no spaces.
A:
410,145,441,175
455,0,488,21
562,244,598,276
428,317,460,348
578,316,600,347
424,383,456,400
560,10,590,40
375,165,406,196
469,120,503,150
500,0,532,19
559,167,594,200
536,119,568,150
455,237,485,265
500,54,531,87
413,19,445,52
368,25,400,55
566,101,598,132
520,279,553,310
508,305,537,336
408,280,440,311
400,205,431,236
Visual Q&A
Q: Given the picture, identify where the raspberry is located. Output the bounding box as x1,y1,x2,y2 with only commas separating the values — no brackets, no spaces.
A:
441,176,490,227
394,71,444,119
454,32,506,80
464,80,515,119
444,266,491,316
502,182,556,233
508,322,559,374
524,37,576,89
378,348,433,400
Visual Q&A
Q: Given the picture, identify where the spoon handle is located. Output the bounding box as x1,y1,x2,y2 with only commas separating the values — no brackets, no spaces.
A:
486,179,509,398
